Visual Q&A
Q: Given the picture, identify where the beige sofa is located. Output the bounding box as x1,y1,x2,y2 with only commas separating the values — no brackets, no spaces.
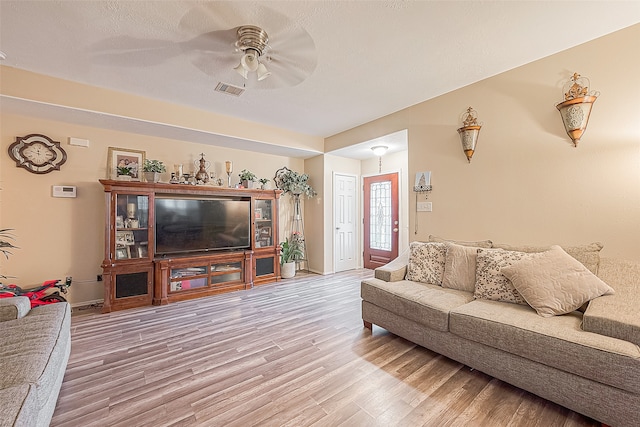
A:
0,297,71,427
361,239,640,427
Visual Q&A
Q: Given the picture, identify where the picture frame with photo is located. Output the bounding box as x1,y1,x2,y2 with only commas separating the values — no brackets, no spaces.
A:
255,208,263,220
116,230,135,246
107,147,146,180
115,246,130,260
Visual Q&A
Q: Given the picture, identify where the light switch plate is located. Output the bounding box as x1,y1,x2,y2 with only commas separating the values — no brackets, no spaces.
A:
417,202,432,212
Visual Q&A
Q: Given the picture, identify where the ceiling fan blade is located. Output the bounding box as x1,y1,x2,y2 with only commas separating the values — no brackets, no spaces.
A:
89,36,184,67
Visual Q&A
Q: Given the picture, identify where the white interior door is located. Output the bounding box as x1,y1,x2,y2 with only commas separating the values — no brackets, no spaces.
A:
334,173,358,272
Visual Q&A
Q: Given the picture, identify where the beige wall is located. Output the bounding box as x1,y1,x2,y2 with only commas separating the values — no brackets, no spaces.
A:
2,24,639,308
1,66,324,153
0,113,304,304
325,24,640,261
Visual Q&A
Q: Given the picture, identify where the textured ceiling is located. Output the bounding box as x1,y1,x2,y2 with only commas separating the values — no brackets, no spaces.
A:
1,1,639,157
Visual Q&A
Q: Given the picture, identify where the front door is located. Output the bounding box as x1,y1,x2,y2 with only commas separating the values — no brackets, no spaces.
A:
363,173,399,269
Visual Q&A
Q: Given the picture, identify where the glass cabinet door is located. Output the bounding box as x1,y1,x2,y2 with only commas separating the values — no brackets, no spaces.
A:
115,194,150,260
255,199,273,248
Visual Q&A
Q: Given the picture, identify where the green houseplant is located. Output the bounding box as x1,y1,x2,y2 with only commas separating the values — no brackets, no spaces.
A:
239,169,257,188
116,165,133,180
280,236,304,279
274,168,316,197
0,228,18,280
143,159,166,183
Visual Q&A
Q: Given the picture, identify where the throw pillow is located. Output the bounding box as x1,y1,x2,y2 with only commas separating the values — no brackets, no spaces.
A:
405,242,447,285
441,242,478,292
474,248,542,305
501,245,615,317
428,235,492,248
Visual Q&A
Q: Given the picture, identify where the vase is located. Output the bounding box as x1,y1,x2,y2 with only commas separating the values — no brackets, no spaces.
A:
281,262,296,279
117,174,132,181
144,171,160,183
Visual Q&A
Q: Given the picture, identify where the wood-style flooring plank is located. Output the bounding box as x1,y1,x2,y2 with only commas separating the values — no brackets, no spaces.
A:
52,270,599,427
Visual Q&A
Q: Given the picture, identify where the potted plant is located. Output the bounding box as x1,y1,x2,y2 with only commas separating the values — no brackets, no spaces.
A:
143,159,166,183
239,169,257,188
259,178,270,190
280,236,304,279
274,168,317,197
116,165,133,180
0,228,18,280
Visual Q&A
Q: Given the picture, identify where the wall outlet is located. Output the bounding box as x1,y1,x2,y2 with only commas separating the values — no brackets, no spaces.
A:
96,274,103,282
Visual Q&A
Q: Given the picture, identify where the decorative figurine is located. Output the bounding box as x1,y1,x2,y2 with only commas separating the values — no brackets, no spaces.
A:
194,153,210,184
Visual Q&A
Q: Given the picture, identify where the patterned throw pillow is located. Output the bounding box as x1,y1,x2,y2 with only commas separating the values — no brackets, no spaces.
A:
406,242,447,285
474,248,542,304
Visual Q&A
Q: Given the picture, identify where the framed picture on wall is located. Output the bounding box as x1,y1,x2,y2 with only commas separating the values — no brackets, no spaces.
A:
107,147,146,180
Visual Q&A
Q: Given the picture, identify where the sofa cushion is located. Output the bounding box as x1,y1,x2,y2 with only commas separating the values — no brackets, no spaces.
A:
0,384,39,427
449,299,640,395
441,242,478,293
0,303,71,411
583,258,640,346
474,248,541,305
429,235,492,248
405,242,446,285
501,246,614,317
361,278,473,332
492,242,603,274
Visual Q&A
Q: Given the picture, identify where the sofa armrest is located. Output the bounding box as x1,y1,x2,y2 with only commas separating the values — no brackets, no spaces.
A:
0,296,31,321
583,257,640,346
374,248,409,282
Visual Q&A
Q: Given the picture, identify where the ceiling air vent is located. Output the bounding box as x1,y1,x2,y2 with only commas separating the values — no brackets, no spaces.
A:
214,82,244,97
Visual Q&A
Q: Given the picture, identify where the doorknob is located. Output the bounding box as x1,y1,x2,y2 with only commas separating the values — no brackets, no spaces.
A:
393,228,399,232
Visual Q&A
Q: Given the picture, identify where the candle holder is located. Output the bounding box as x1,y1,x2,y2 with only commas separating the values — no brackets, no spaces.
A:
225,160,233,187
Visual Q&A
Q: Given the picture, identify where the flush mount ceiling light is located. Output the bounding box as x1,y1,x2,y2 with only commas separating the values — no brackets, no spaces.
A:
234,25,272,81
371,146,388,156
556,72,599,147
371,146,388,173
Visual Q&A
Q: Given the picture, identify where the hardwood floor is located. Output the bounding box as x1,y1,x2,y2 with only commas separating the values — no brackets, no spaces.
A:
52,270,599,427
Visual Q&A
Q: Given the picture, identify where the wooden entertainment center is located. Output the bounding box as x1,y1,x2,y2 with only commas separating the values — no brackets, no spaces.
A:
99,179,281,312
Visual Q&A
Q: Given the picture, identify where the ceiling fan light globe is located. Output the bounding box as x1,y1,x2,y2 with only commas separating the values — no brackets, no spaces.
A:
241,51,259,72
257,63,271,81
234,63,248,79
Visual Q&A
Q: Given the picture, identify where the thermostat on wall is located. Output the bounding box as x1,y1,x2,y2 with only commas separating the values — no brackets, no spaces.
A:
52,185,77,198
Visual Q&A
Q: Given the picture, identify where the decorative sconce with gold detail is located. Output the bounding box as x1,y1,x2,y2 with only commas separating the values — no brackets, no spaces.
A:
457,107,482,163
556,72,599,147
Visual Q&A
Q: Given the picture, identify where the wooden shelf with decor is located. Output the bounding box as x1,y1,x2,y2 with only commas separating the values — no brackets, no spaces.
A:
100,180,281,312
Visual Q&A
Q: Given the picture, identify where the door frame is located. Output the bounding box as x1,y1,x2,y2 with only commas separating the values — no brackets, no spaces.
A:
333,172,360,272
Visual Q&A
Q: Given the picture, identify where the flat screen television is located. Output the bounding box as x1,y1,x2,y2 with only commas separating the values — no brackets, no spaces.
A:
154,196,251,256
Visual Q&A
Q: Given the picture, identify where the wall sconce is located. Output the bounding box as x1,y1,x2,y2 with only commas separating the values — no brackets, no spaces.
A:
371,145,388,173
555,72,599,147
457,107,482,163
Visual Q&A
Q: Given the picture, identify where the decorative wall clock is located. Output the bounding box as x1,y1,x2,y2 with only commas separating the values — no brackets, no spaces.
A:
8,134,67,174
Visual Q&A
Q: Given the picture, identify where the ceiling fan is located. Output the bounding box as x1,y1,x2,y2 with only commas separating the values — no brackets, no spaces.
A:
178,2,318,91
